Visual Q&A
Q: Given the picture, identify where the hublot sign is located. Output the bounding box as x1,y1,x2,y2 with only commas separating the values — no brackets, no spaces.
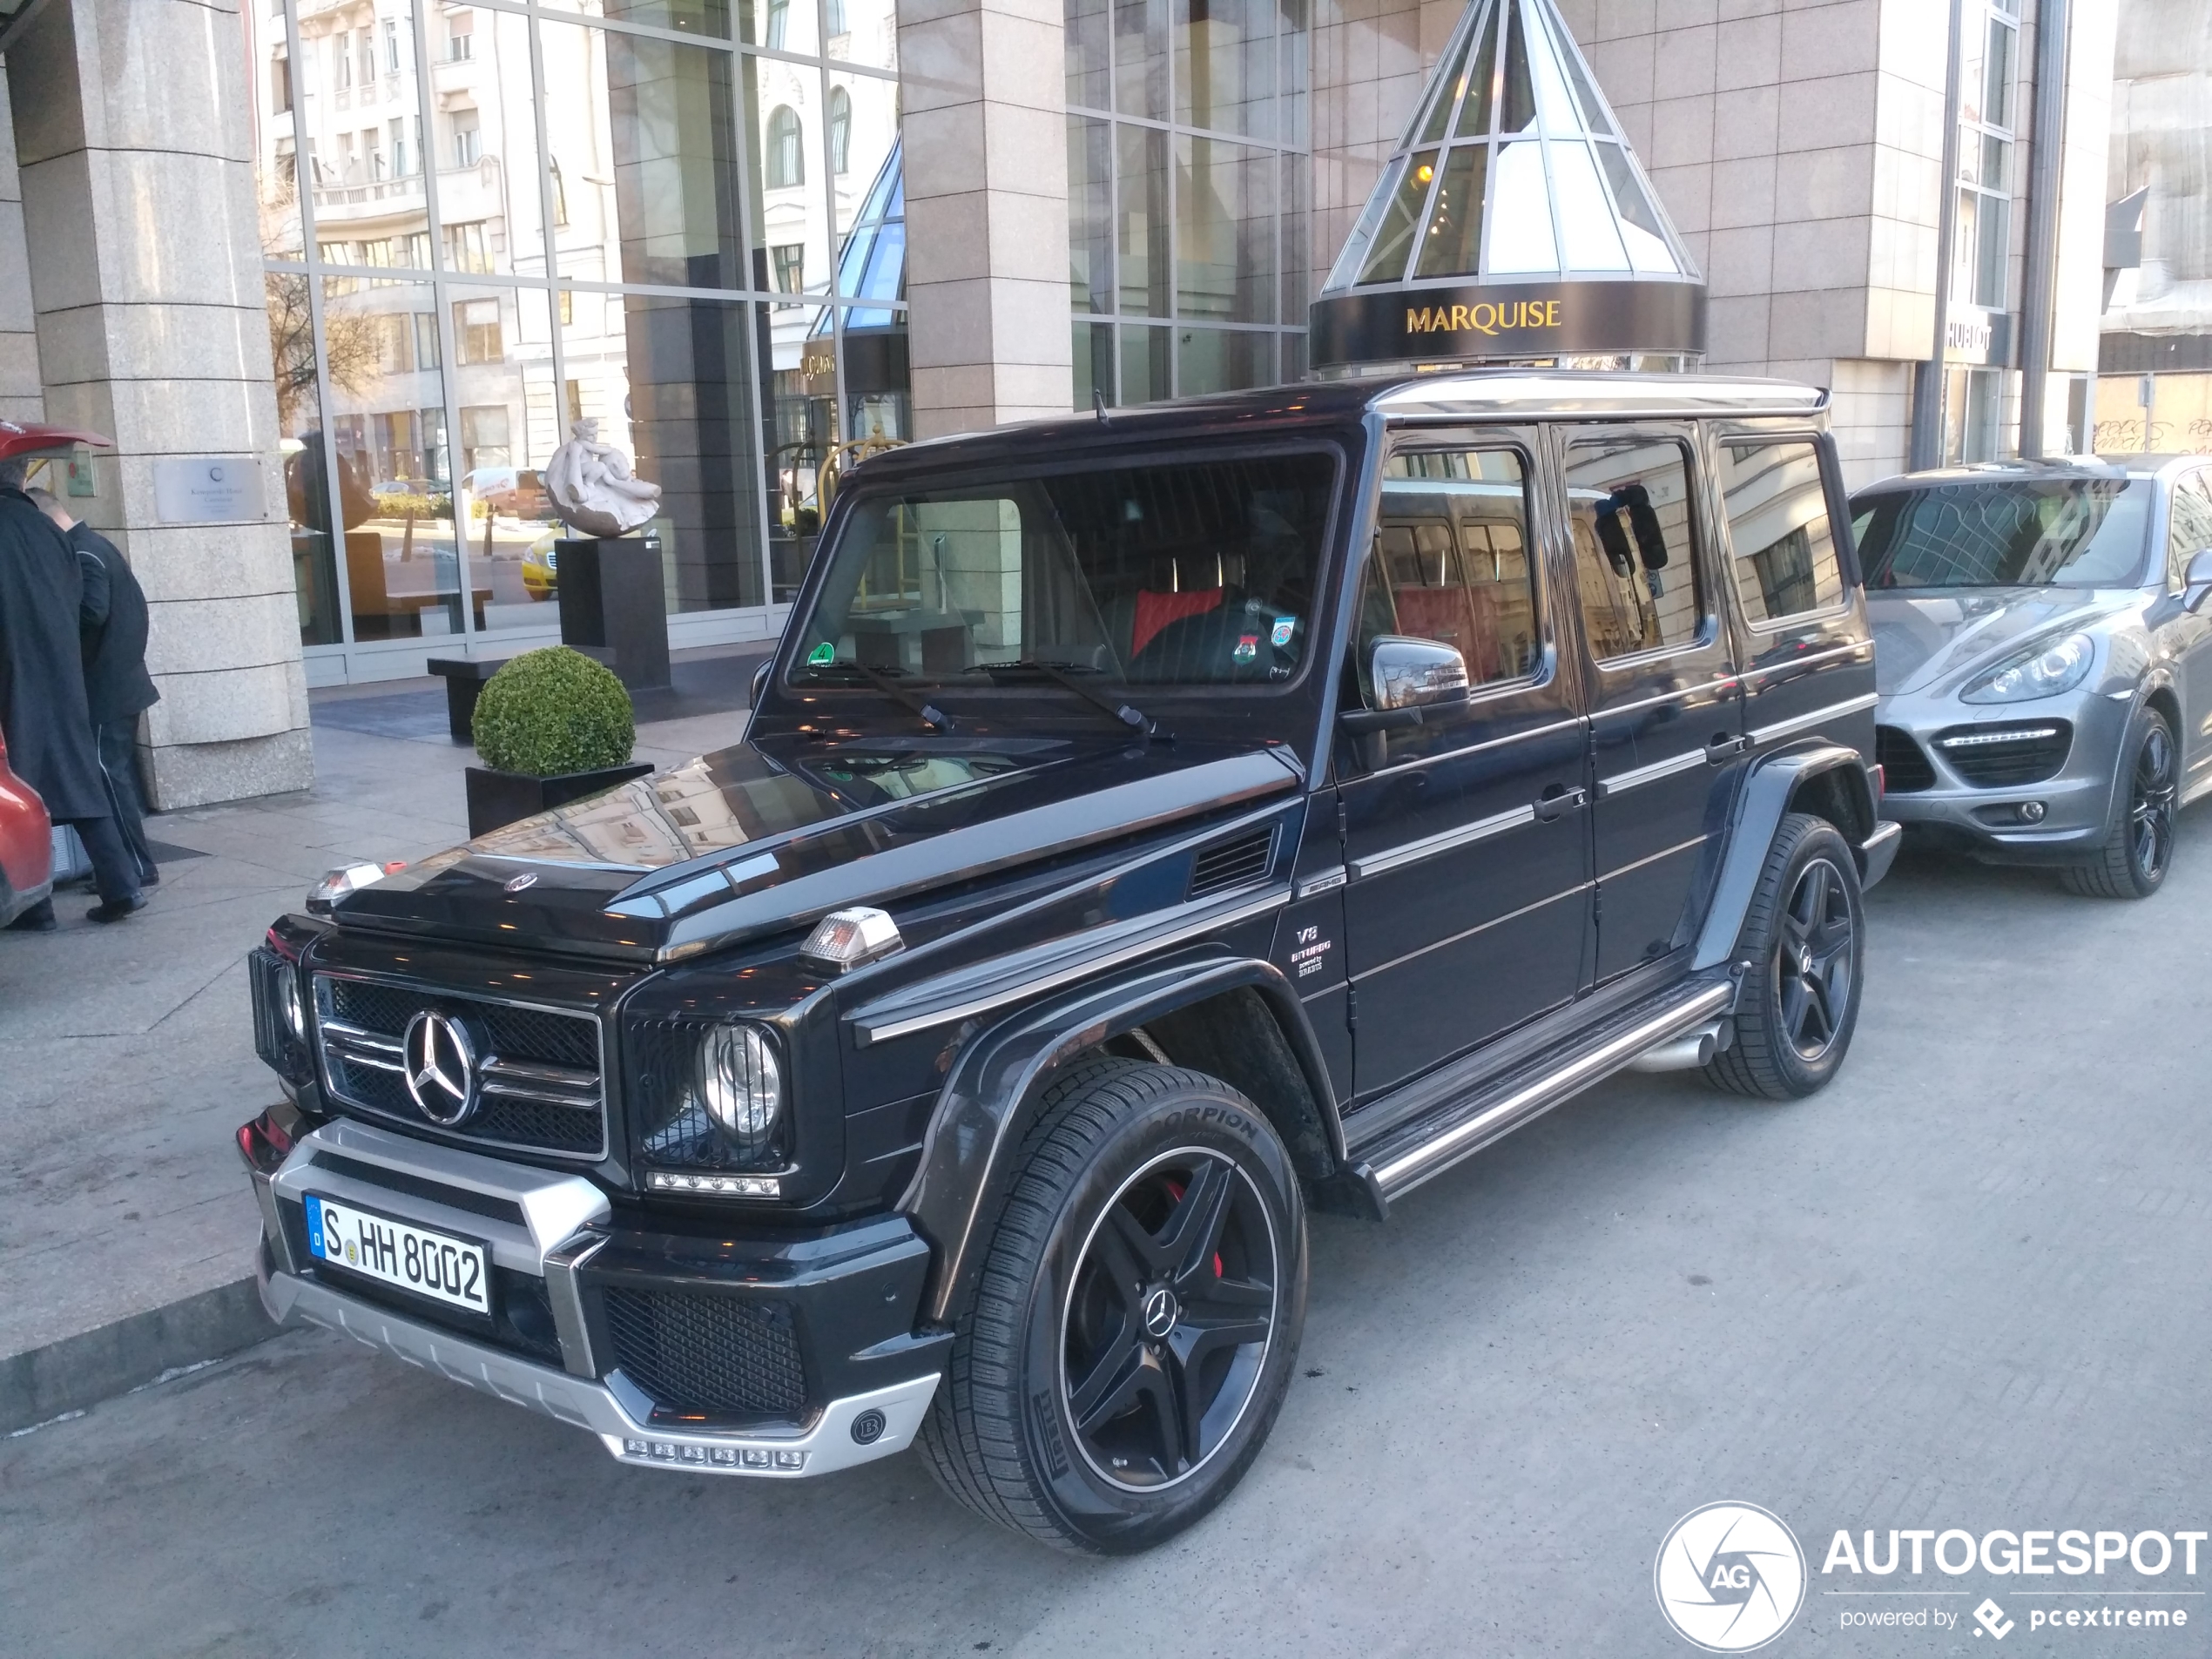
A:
1310,279,1706,369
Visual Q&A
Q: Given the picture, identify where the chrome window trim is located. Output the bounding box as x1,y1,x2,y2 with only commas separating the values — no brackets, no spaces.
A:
1352,712,1585,783
313,968,610,1163
1739,641,1867,679
1349,801,1536,881
1749,692,1879,747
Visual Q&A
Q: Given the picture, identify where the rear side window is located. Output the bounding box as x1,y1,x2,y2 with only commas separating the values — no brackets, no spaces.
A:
1565,435,1703,660
1365,448,1541,694
1717,440,1844,624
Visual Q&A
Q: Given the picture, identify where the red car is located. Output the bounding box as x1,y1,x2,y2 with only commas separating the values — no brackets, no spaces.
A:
0,725,54,927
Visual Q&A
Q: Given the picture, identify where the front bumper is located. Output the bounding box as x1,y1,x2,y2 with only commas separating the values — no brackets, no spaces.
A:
1875,687,2129,862
240,1114,946,1478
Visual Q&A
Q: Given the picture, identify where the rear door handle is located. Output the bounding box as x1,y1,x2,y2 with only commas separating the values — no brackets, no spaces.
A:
1705,732,1750,762
1533,786,1588,822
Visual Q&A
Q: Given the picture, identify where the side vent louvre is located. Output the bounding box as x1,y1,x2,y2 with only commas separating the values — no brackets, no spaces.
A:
1188,829,1274,901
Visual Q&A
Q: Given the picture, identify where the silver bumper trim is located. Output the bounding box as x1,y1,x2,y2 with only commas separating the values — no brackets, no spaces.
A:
259,1259,940,1479
270,1120,610,1277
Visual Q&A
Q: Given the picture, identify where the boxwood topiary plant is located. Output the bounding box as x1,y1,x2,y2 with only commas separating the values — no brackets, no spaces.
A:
472,646,636,778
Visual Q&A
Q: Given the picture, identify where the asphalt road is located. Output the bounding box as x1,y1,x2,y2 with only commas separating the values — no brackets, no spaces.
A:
7,817,2212,1659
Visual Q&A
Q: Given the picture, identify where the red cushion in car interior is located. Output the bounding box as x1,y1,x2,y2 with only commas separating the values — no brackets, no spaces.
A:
1131,587,1224,657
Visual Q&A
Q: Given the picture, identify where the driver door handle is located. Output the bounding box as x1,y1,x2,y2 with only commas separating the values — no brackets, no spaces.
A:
1705,732,1750,762
1533,786,1588,822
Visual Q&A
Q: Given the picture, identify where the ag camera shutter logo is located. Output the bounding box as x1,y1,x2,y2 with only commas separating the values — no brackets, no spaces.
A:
1656,1501,1808,1652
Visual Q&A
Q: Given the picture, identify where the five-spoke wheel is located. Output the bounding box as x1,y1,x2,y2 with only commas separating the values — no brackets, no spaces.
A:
919,1057,1307,1553
1062,1149,1278,1490
2066,707,2179,900
1706,813,1866,1099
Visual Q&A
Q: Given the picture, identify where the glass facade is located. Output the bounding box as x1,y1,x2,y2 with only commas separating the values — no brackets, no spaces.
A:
1940,0,2020,465
1066,0,1312,406
247,0,907,668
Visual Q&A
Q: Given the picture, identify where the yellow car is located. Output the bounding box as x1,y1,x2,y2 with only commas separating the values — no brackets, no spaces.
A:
522,529,558,600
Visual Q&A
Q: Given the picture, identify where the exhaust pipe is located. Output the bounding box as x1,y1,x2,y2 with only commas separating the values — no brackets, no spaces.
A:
1627,1020,1726,1074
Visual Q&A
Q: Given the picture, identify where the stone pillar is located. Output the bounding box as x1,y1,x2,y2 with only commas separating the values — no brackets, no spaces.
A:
0,75,40,422
6,0,313,809
898,0,1074,438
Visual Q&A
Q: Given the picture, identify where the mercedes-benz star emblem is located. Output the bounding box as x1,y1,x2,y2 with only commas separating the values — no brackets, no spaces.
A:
1142,1286,1180,1339
402,1010,478,1126
503,871,539,894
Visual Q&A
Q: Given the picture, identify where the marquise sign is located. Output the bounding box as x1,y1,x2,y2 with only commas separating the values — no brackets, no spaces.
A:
1310,280,1705,370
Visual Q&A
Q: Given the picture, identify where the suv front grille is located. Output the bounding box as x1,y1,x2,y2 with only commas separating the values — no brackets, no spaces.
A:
1875,725,1935,793
314,974,607,1160
602,1287,807,1420
1934,721,2073,788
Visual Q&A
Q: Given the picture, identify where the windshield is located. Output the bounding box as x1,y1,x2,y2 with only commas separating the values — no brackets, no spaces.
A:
1852,478,2154,590
790,451,1337,688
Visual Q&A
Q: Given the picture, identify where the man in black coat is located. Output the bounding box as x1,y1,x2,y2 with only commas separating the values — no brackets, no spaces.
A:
0,458,144,926
30,487,159,887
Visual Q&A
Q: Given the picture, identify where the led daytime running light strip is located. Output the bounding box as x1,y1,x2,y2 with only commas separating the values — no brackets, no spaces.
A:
646,1170,781,1197
1939,727,2060,749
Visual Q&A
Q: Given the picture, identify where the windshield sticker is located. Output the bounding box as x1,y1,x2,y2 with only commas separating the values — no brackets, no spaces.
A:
806,641,836,666
1270,617,1296,648
1233,635,1259,664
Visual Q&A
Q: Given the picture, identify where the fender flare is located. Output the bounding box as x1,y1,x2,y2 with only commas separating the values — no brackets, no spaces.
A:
897,951,1342,1325
1692,745,1876,972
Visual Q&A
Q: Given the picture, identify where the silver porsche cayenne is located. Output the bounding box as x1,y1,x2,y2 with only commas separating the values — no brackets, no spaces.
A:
1851,456,2212,899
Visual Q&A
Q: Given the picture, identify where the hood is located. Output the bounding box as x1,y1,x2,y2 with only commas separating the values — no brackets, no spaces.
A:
333,735,1303,963
1865,588,2131,697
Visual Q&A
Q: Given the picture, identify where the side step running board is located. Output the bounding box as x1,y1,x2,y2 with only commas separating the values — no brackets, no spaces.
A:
1347,979,1736,1207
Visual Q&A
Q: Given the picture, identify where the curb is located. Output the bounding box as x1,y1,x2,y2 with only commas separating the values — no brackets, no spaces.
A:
2,1278,279,1435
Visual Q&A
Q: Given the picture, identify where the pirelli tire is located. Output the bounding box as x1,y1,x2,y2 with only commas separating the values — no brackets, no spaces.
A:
1704,812,1865,1101
918,1055,1308,1554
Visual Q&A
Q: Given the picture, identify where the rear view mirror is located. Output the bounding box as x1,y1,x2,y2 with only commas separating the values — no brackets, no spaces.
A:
2186,548,2212,612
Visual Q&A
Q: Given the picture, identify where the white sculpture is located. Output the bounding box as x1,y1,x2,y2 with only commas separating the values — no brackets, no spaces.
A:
543,417,663,538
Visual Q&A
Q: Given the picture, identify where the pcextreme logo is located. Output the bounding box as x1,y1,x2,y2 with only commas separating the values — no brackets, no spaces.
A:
1655,1502,1808,1653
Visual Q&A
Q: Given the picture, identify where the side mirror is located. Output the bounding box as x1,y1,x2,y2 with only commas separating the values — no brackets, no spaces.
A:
750,658,772,707
2186,548,2212,612
1372,635,1469,710
1342,636,1469,734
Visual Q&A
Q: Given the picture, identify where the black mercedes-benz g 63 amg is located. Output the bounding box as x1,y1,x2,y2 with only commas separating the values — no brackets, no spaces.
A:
238,371,1896,1553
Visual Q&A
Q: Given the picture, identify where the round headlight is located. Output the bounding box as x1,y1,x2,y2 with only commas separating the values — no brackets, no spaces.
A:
1963,631,2094,704
698,1024,782,1143
280,972,307,1042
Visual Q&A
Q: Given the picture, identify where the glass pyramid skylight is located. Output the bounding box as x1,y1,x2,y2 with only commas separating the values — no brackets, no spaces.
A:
1320,0,1698,293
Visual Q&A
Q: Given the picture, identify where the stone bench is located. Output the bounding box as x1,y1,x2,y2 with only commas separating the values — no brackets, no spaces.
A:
426,657,513,742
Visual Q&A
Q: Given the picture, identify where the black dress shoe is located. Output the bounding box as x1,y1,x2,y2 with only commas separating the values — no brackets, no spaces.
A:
6,899,57,932
86,894,147,923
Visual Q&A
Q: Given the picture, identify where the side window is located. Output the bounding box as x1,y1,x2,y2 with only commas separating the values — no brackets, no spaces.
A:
2166,474,2212,590
1361,448,1541,701
1565,436,1703,660
1717,439,1845,625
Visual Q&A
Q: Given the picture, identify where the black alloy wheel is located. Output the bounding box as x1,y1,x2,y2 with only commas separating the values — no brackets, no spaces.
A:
919,1056,1308,1553
2065,707,2179,900
1061,1148,1278,1491
1705,812,1866,1100
1774,856,1855,1063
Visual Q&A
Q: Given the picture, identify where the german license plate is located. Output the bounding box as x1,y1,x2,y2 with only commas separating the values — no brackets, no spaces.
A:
303,1192,490,1316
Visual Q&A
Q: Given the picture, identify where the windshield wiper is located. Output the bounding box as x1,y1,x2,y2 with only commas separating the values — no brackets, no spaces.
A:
799,660,955,732
973,659,1166,740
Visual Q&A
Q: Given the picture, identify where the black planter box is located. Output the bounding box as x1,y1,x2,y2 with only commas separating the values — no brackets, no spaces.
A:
465,761,654,838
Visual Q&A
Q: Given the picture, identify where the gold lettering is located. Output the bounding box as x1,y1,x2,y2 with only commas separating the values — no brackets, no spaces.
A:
1405,307,1424,334
1545,299,1561,326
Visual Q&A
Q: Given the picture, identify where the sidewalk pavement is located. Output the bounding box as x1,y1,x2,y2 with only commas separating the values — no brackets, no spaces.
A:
0,647,770,1432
